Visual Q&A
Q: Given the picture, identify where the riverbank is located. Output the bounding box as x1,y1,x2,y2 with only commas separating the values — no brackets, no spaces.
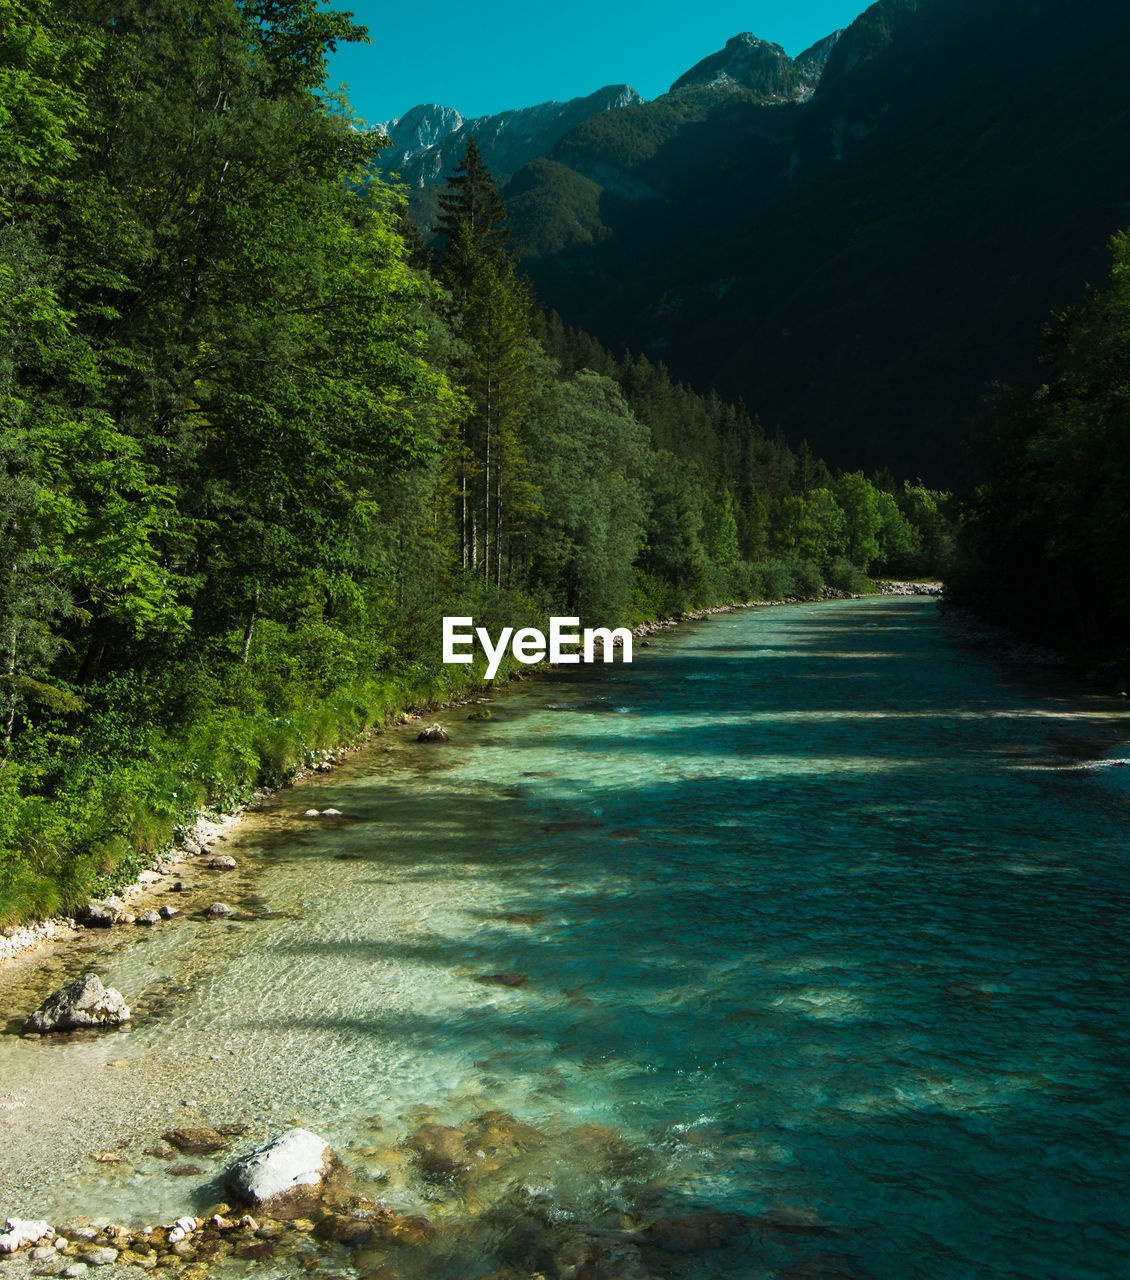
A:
1,581,945,965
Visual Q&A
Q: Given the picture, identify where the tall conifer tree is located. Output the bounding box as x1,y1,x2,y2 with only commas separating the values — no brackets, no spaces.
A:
436,139,532,582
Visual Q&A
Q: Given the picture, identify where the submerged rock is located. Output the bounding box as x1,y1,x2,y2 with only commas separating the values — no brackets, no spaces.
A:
23,973,130,1033
164,1127,229,1155
646,1210,750,1253
405,1124,471,1179
226,1129,339,1212
467,709,492,721
755,1205,832,1233
475,973,528,989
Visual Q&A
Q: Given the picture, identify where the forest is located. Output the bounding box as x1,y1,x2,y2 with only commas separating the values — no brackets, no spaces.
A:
2,0,951,924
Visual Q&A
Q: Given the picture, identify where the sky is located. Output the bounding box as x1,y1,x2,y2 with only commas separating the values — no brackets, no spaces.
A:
325,1,870,127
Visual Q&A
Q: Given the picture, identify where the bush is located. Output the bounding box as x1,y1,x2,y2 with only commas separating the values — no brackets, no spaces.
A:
826,557,869,594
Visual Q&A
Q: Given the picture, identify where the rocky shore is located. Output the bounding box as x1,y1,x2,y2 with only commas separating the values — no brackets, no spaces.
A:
0,1111,845,1280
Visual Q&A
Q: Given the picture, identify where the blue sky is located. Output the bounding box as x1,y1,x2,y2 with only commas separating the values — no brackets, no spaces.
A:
326,1,870,126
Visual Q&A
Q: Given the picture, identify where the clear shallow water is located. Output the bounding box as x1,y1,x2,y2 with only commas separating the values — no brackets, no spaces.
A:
2,597,1130,1279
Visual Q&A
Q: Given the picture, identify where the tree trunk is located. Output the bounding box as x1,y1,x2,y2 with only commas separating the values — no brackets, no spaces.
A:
241,584,260,664
1,625,16,770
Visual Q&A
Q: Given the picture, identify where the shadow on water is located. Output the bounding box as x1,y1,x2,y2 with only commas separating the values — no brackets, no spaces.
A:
5,600,1130,1280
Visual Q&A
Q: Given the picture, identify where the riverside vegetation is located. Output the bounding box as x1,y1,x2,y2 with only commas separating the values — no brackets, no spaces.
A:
0,0,954,926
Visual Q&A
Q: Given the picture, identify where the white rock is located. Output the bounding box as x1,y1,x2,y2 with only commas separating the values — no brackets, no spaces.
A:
304,809,320,817
226,1128,337,1208
0,1218,55,1253
321,808,342,817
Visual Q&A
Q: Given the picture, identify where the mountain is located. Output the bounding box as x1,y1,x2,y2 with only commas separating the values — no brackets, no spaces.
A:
380,0,1130,483
373,85,644,191
495,0,1130,484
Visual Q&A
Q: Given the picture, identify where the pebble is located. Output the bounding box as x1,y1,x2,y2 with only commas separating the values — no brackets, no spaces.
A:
62,1265,89,1278
206,902,231,917
208,855,237,870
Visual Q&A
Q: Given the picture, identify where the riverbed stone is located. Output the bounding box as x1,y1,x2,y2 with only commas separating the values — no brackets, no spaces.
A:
754,1206,831,1233
406,1123,471,1179
165,1126,229,1154
23,973,130,1033
206,902,231,917
81,900,121,928
136,910,161,927
233,1239,274,1260
61,1265,89,1278
314,1214,375,1245
416,723,448,743
82,1246,118,1266
226,1129,339,1212
208,855,237,870
159,905,179,919
646,1211,750,1252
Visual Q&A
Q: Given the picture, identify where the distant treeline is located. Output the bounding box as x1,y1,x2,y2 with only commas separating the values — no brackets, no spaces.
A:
0,0,952,923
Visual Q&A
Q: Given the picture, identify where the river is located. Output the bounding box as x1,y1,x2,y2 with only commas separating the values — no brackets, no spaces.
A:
2,597,1129,1280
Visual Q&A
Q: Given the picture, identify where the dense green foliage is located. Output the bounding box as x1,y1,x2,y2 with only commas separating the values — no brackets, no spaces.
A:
0,0,953,925
952,232,1130,644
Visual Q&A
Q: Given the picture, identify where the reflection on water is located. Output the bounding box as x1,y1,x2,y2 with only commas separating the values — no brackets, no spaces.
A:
2,598,1129,1279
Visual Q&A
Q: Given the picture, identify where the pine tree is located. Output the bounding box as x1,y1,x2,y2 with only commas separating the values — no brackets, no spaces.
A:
435,137,511,303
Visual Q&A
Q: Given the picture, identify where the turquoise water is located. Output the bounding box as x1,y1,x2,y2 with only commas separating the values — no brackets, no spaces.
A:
3,597,1129,1279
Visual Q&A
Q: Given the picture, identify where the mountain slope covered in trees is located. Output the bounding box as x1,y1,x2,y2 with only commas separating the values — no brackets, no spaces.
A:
493,0,1130,483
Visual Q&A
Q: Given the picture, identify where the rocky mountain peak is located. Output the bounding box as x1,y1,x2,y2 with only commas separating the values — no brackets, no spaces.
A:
374,103,465,157
374,85,645,192
668,30,819,100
